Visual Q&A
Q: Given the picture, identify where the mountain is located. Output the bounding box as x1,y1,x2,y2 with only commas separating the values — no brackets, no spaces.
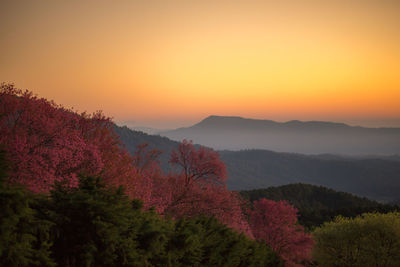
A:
115,125,400,202
240,183,399,228
160,115,400,155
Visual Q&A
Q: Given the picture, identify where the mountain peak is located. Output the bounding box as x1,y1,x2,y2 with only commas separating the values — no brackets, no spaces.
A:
194,115,277,129
201,115,244,122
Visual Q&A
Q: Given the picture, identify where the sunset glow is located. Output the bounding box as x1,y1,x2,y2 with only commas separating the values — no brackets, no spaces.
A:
1,0,400,128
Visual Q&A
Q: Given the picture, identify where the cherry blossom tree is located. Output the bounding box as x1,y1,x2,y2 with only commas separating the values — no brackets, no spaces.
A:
149,140,251,234
249,198,314,267
0,83,138,193
169,139,227,186
128,143,163,208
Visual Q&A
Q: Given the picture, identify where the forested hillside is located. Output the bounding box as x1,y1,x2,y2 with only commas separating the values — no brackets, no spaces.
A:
0,84,313,266
114,126,179,171
115,125,400,202
240,184,399,229
0,152,283,266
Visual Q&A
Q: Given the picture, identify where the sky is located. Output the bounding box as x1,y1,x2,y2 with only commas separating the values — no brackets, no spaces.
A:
1,0,400,129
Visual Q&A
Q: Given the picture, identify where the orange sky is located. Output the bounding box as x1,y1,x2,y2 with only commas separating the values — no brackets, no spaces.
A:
1,0,400,128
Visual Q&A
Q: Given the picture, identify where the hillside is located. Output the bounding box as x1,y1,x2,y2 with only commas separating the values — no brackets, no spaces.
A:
115,125,400,202
160,115,400,155
114,125,179,171
240,183,399,228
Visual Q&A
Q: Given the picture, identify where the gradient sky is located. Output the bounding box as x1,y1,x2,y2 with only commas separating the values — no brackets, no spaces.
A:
1,0,400,128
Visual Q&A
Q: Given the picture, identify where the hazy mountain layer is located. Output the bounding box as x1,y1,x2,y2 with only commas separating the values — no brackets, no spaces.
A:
160,115,400,155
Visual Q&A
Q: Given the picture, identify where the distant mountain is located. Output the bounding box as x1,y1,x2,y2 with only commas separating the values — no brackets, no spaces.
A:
160,115,400,155
114,125,400,202
240,183,399,228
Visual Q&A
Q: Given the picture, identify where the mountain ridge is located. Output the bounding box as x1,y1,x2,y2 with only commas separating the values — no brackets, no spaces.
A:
170,115,399,131
160,115,400,154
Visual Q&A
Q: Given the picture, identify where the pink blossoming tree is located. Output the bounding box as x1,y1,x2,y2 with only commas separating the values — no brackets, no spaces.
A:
249,198,314,267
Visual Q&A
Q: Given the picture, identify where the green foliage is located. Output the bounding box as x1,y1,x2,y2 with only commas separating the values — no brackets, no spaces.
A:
0,150,54,266
313,212,400,267
169,216,283,267
44,176,142,266
241,183,399,229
